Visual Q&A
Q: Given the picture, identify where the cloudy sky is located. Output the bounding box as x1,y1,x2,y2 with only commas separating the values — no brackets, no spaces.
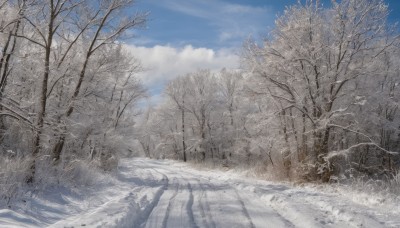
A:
127,0,400,104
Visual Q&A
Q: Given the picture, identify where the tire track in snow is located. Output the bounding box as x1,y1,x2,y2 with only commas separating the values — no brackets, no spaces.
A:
142,177,181,228
196,188,209,228
196,180,216,228
161,179,180,228
234,189,255,228
165,174,199,228
143,166,197,228
135,173,168,228
201,181,254,228
186,183,200,228
154,167,213,228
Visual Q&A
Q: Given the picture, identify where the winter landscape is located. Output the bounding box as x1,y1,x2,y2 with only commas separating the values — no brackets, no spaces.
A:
1,0,400,227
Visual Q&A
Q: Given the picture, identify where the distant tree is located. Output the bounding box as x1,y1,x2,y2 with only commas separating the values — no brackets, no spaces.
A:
165,76,189,161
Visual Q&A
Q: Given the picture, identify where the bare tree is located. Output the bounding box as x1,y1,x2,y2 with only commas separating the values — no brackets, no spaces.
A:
49,0,146,164
243,0,399,181
165,76,189,161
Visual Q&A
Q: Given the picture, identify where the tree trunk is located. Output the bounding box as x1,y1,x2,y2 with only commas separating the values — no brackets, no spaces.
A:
0,18,20,142
28,1,55,183
182,95,187,162
317,127,331,182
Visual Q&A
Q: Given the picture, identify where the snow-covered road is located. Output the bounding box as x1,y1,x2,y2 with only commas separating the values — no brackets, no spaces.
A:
2,158,400,228
120,159,400,228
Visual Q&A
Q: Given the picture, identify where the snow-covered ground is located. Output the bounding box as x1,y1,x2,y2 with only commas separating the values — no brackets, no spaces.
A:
1,157,400,228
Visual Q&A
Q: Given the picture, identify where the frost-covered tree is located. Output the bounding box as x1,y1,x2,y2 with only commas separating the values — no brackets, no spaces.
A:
143,69,256,166
243,0,400,181
0,0,147,186
50,0,146,165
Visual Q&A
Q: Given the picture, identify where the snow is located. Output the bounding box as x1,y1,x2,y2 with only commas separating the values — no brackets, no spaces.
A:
1,157,400,227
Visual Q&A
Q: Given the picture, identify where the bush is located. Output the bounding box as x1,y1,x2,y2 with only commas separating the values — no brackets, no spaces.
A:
0,155,31,206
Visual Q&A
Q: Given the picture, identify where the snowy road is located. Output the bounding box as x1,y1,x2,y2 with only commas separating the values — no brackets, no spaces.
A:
119,159,400,228
136,159,291,228
2,158,400,228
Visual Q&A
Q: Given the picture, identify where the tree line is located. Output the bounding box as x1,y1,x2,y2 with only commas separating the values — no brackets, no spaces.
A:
137,0,400,182
0,0,147,198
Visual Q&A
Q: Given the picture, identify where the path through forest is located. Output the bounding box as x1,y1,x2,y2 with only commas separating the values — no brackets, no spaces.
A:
2,158,400,228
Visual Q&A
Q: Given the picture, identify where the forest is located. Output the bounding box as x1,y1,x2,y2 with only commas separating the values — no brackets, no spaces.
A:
138,0,400,183
0,0,399,207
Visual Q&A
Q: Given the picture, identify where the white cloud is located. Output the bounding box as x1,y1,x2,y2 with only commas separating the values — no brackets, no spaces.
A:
222,3,268,14
124,44,239,88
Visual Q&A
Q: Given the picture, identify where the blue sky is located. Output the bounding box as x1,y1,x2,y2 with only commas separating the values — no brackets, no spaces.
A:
133,0,400,49
128,0,400,104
